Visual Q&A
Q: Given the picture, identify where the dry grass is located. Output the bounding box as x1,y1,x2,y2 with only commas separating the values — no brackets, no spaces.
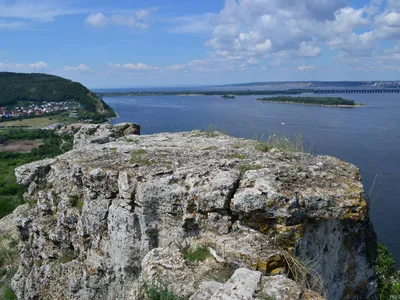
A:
282,250,325,297
254,132,308,153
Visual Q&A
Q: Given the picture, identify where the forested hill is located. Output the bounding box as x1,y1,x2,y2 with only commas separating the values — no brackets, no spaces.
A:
0,72,115,120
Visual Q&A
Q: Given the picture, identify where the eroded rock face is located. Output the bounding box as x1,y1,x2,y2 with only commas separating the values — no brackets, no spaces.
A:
12,125,376,300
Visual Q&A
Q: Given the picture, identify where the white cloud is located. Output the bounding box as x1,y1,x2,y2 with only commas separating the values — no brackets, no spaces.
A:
122,63,158,71
169,0,378,69
327,31,376,54
298,42,321,57
375,2,400,39
298,65,315,71
85,7,158,29
0,1,88,22
64,64,90,71
167,64,185,71
0,61,48,71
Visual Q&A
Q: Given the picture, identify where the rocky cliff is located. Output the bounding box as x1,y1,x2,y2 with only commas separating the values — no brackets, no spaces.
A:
11,124,377,300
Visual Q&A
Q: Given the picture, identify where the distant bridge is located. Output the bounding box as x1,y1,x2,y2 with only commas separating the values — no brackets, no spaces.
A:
314,89,400,94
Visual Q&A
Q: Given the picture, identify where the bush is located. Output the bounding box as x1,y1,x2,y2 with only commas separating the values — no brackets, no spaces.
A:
0,285,17,300
376,243,400,299
181,246,210,263
145,282,185,300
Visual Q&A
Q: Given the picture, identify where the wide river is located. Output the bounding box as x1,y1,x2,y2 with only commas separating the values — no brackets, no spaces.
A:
104,94,400,262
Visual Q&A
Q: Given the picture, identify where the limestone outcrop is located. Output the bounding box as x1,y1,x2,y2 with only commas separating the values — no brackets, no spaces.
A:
11,124,377,299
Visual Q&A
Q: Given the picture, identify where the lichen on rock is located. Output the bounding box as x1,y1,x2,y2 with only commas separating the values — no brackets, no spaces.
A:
11,123,377,300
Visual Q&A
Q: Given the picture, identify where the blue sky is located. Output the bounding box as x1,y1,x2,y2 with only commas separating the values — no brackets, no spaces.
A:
1,0,400,88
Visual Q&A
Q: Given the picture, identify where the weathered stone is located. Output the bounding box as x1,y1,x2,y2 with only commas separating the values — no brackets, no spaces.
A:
256,275,302,300
189,281,224,300
11,126,376,300
141,247,197,297
197,230,284,274
73,122,140,148
209,268,261,300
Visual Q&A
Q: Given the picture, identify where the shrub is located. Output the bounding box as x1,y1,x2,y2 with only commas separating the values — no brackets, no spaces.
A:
181,246,210,263
0,285,17,300
68,195,83,212
145,281,185,300
376,243,400,299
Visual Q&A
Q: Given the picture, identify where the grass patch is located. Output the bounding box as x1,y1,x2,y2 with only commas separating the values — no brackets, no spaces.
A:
58,250,76,264
232,144,244,149
204,124,225,138
123,138,140,144
203,146,218,151
145,281,185,300
181,246,210,263
0,245,18,269
236,163,264,173
254,133,307,153
0,285,17,300
0,242,18,300
130,149,153,165
69,195,83,212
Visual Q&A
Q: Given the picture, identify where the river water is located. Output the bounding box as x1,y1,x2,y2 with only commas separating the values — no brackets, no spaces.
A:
104,94,400,263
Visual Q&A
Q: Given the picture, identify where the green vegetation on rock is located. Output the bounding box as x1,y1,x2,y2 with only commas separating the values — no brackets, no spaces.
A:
0,238,18,300
257,96,358,106
145,282,185,300
181,246,210,263
376,243,400,299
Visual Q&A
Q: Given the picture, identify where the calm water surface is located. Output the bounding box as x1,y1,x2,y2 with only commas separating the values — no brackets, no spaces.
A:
105,94,400,262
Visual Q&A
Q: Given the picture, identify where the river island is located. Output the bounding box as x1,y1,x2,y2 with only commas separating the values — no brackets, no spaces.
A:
257,96,363,107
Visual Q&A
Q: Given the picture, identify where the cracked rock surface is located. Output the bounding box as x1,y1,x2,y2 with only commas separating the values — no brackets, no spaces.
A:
12,124,377,300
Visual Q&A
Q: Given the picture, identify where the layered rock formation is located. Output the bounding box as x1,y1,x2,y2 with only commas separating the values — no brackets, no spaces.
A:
12,124,376,299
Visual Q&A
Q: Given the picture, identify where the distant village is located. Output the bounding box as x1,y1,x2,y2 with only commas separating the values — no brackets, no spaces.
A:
0,101,82,120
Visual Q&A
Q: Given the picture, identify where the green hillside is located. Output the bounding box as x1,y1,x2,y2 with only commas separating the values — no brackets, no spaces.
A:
0,72,115,121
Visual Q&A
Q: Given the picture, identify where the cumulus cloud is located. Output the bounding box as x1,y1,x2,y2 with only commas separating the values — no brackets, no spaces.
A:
375,3,400,39
298,65,315,71
168,0,381,70
64,64,90,71
85,7,158,29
